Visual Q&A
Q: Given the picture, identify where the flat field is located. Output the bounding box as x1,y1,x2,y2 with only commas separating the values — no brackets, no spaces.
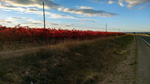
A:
0,35,134,84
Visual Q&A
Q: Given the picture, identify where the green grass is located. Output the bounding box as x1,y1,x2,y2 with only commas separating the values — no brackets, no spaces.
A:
0,35,134,84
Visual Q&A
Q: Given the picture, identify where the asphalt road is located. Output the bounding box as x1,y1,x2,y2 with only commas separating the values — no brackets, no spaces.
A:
136,35,150,84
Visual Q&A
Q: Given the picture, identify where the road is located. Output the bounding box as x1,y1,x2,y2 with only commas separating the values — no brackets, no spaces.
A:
136,35,150,84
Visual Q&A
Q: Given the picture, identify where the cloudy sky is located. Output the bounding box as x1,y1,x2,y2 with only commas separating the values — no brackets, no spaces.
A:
0,0,150,32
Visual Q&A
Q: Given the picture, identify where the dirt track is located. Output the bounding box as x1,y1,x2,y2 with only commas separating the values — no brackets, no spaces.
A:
0,45,52,60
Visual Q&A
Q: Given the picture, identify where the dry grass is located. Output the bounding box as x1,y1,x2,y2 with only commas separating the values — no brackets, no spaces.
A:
138,34,150,36
0,35,134,84
0,37,111,59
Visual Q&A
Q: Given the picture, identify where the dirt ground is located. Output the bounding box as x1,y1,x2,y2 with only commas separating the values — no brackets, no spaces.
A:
97,36,137,84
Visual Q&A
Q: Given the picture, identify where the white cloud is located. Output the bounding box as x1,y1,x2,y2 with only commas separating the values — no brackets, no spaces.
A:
24,20,73,28
48,12,78,19
137,5,150,10
8,17,29,20
118,1,124,7
0,3,25,11
78,6,94,9
108,0,114,4
0,0,60,9
58,7,117,17
0,3,79,20
0,17,73,28
0,5,96,24
47,23,73,27
138,6,146,10
125,0,150,8
23,19,43,25
0,18,18,24
0,19,13,23
27,8,39,11
0,1,98,26
58,7,64,11
91,0,150,8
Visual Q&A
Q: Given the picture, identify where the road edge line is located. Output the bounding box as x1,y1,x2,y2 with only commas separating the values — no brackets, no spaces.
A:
140,37,150,47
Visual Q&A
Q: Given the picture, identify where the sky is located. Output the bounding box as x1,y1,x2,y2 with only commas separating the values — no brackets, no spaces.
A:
0,0,150,32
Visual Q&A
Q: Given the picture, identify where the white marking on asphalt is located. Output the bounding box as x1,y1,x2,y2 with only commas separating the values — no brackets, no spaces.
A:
140,37,150,47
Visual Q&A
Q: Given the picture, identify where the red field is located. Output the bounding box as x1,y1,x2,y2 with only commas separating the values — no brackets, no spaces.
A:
0,25,125,44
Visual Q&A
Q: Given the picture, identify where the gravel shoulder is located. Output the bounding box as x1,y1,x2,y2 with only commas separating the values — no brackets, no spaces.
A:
97,36,137,84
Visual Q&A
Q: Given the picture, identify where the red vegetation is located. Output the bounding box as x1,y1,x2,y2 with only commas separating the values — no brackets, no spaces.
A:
0,25,125,43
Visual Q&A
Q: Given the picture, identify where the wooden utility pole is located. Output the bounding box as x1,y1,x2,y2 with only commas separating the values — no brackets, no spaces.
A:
106,23,107,32
43,2,46,28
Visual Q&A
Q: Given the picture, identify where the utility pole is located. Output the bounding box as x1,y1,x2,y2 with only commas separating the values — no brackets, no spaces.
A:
43,2,46,28
106,23,107,32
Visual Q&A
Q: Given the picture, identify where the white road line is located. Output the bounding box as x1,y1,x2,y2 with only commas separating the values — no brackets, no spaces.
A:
140,37,150,47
